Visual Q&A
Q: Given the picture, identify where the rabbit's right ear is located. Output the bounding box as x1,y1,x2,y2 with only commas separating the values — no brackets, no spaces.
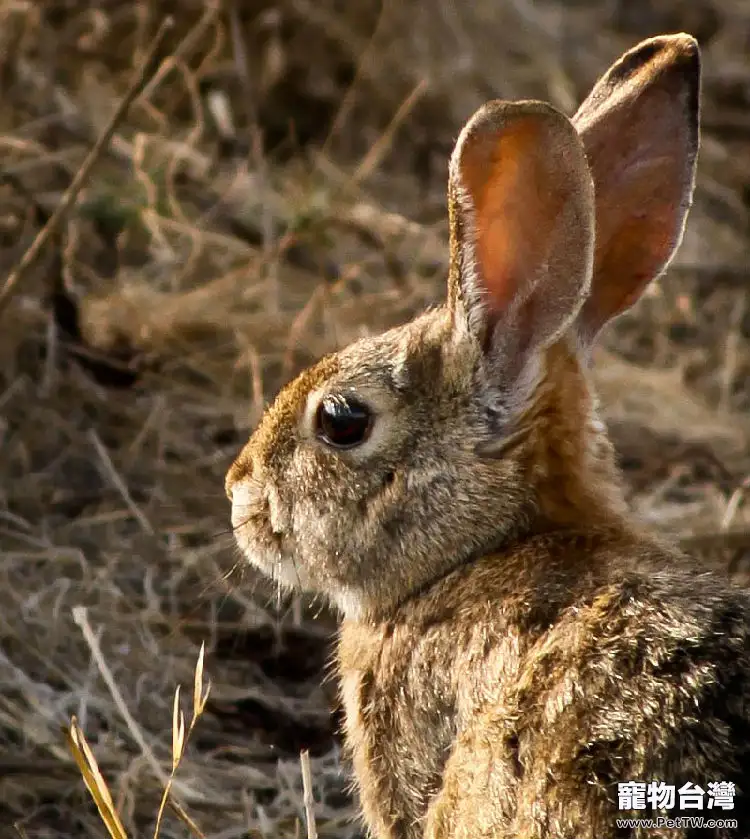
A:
447,101,595,400
572,34,701,344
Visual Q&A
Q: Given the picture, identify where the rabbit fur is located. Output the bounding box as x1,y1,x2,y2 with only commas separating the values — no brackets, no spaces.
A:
226,33,750,839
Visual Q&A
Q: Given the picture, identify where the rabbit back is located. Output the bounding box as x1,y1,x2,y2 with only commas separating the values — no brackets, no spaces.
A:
339,530,750,839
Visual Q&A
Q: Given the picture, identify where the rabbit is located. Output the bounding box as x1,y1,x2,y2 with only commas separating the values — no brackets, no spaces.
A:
226,33,750,839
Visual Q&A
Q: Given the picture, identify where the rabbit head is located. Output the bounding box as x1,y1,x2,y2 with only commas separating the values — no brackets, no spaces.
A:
226,34,701,621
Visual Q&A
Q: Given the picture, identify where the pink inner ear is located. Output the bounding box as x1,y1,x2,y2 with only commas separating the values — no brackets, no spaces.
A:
585,195,682,329
473,147,526,314
479,217,523,313
461,119,566,324
573,44,699,336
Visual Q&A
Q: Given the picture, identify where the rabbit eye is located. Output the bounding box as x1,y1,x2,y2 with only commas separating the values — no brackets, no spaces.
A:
315,394,373,449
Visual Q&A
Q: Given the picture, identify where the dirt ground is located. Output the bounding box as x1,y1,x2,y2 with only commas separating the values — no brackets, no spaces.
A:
1,2,749,837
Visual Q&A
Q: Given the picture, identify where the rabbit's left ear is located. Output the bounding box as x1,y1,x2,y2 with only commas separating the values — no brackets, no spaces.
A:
447,100,595,390
572,34,701,344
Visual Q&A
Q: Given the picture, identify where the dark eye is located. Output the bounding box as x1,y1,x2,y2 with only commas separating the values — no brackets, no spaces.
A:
315,394,373,449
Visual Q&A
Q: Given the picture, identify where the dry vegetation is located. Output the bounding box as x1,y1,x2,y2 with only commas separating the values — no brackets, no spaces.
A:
1,1,750,837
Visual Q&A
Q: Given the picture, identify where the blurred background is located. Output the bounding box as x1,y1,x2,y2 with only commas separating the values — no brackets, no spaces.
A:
1,2,749,837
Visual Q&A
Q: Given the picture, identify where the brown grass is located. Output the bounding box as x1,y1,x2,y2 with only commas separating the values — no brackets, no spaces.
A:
1,1,749,837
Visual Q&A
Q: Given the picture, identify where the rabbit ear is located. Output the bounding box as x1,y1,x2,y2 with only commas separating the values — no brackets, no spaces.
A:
447,100,595,389
572,34,701,344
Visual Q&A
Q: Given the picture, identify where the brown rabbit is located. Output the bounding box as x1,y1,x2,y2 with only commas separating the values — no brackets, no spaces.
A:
226,34,750,839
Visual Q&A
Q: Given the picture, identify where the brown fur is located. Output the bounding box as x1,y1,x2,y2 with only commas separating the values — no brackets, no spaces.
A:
226,34,750,838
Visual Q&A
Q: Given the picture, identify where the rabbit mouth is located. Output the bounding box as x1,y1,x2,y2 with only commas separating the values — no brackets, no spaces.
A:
233,505,275,551
231,477,278,546
232,512,303,587
230,483,305,587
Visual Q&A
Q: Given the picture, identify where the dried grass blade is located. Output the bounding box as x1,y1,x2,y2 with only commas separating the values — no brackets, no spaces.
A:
65,718,129,839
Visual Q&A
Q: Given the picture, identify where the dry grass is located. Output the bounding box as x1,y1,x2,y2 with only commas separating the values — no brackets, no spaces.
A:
1,1,749,837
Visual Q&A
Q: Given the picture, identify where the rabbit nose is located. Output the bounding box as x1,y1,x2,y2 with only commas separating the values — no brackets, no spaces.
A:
225,455,256,501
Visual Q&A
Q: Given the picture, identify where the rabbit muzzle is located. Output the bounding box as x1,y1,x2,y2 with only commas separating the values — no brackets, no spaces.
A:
229,475,299,581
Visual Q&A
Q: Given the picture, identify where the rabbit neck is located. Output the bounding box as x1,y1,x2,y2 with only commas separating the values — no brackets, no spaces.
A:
517,340,630,534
